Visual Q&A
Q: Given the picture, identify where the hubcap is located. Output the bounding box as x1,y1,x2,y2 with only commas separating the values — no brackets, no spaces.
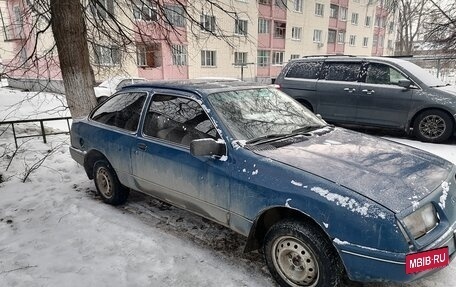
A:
96,167,113,198
272,236,319,287
419,115,446,140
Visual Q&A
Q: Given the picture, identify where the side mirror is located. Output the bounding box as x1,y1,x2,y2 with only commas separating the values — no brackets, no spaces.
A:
398,79,412,89
190,138,226,159
315,114,323,120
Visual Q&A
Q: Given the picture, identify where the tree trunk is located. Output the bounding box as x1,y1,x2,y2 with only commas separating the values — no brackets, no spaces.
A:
50,0,97,118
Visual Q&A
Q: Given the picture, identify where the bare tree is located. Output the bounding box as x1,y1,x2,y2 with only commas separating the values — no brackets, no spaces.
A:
393,0,427,56
50,0,97,118
0,0,249,117
422,0,456,52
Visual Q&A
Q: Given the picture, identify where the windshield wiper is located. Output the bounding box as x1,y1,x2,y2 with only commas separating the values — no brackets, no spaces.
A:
246,133,294,145
292,125,326,134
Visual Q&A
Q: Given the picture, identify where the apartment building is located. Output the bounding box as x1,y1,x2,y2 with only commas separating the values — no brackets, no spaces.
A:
0,0,396,84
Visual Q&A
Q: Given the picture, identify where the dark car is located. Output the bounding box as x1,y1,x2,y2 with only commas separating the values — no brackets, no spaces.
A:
70,80,456,287
275,56,456,143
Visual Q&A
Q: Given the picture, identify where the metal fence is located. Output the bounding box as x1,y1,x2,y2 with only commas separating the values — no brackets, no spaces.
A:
402,56,456,85
0,117,72,149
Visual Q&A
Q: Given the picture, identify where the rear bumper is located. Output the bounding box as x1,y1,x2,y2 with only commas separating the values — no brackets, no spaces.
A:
69,146,85,166
336,224,456,282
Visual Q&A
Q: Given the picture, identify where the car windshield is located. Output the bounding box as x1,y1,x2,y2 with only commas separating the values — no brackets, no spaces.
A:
396,60,447,87
207,88,326,141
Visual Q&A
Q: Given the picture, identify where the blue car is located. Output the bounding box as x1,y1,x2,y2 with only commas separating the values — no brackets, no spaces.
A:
70,80,456,287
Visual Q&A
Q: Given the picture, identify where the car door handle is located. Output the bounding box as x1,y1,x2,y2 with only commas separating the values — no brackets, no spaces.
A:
343,88,356,93
362,89,375,95
137,143,147,151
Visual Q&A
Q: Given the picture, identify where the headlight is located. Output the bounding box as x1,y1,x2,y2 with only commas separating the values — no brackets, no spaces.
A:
401,203,438,240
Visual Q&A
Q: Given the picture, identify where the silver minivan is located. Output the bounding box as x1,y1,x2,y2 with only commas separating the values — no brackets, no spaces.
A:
275,56,456,143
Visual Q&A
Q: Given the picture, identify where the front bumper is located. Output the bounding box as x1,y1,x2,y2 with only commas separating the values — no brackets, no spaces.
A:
335,223,456,282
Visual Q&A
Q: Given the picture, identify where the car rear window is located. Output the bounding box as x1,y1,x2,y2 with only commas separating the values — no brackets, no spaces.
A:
285,61,322,79
321,62,361,82
91,92,146,131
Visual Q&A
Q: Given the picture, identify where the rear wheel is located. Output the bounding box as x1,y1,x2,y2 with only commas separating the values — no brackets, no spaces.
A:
263,220,343,287
93,160,129,205
413,109,453,143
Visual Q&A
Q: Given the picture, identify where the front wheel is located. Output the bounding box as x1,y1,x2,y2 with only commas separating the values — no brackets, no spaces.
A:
413,110,453,143
263,220,343,287
93,160,129,205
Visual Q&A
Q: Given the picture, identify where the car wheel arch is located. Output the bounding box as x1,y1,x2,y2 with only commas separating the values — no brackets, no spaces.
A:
296,99,314,112
410,107,454,127
244,206,331,254
84,150,109,180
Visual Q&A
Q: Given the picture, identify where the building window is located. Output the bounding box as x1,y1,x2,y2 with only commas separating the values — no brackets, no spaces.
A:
363,37,369,47
235,19,248,35
201,50,216,67
349,35,356,46
328,29,336,43
275,0,287,9
338,31,345,43
200,14,216,32
164,5,185,27
291,27,302,40
257,50,270,67
313,29,322,43
387,39,393,49
315,3,324,17
234,52,248,65
373,35,378,46
133,0,157,21
290,54,300,59
172,44,187,66
93,44,120,66
351,13,359,25
389,21,395,33
136,44,161,68
272,51,284,65
330,4,339,19
274,21,286,38
365,16,371,27
90,0,114,18
339,7,347,21
375,15,381,27
379,36,384,47
294,0,303,12
258,0,272,4
258,18,270,34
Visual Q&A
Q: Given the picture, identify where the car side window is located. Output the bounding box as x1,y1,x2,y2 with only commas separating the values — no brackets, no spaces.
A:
365,63,408,85
320,62,361,81
143,94,219,146
286,61,323,79
91,92,146,132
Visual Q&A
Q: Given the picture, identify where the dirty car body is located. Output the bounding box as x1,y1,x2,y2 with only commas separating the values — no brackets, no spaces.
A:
70,80,456,286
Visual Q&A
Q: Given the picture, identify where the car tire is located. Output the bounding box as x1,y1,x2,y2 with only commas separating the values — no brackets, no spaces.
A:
93,160,129,205
413,110,454,143
263,220,343,287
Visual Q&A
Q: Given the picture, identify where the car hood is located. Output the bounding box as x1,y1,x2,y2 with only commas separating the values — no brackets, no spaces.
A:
254,128,453,213
435,85,456,96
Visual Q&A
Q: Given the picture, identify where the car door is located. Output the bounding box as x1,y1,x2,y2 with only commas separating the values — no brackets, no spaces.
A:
130,91,230,225
356,61,414,128
315,59,362,123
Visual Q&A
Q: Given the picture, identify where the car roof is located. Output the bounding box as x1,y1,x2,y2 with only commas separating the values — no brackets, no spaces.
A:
289,55,411,65
123,79,267,96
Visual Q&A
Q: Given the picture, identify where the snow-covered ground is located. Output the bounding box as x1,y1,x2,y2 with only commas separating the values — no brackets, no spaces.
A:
1,87,456,287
